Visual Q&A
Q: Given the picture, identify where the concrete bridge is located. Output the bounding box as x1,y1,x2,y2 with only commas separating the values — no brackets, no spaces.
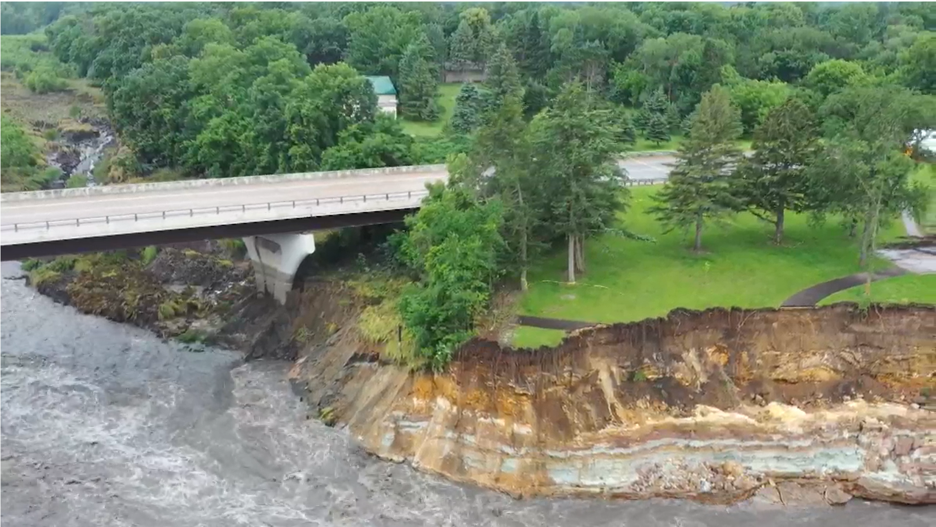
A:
1,156,674,302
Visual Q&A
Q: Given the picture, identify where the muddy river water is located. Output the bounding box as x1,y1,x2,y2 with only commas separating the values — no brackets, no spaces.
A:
1,263,933,526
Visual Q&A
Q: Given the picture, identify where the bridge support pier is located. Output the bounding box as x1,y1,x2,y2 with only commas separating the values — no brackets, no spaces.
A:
243,233,316,304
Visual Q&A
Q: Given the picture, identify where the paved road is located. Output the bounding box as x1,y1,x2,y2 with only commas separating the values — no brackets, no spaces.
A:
1,157,676,229
619,155,674,181
1,171,449,226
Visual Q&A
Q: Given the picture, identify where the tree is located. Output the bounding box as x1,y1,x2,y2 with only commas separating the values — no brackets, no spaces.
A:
518,10,549,78
107,56,196,167
646,112,670,146
320,114,415,170
899,32,936,94
289,15,349,66
528,82,627,283
178,18,234,57
284,63,377,172
473,67,538,290
732,99,819,244
450,83,485,134
650,85,742,252
484,44,522,108
396,180,505,369
398,35,439,121
804,59,867,98
811,86,929,267
343,6,424,76
448,20,475,71
726,78,791,135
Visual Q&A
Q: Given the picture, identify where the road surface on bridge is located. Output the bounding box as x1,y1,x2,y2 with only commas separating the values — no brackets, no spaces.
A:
1,170,449,226
1,156,673,227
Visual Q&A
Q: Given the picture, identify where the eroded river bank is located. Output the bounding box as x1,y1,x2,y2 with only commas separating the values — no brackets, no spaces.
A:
2,260,935,525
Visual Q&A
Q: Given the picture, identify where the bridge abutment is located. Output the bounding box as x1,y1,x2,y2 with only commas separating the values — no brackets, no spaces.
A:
243,233,316,304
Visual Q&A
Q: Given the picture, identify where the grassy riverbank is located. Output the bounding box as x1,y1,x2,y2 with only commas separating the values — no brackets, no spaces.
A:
514,185,914,348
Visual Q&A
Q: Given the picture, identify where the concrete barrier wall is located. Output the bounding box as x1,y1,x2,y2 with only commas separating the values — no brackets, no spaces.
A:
0,164,447,202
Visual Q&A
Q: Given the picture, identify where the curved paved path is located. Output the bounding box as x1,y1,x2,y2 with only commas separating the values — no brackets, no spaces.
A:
781,268,909,307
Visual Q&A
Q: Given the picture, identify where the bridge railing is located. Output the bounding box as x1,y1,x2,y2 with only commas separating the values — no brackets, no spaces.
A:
1,189,431,234
1,178,668,234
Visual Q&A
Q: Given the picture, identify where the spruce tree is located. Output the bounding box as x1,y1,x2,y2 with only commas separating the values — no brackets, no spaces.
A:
649,85,742,252
732,98,818,244
646,112,670,146
449,20,474,71
399,35,439,121
485,44,522,109
450,83,484,134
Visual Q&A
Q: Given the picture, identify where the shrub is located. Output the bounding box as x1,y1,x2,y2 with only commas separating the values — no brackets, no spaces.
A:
25,65,67,93
218,238,246,258
46,255,76,272
65,174,87,188
20,258,43,271
29,267,60,286
141,246,158,266
176,329,207,344
158,300,184,321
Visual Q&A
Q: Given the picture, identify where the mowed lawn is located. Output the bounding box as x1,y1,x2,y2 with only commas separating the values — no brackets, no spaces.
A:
400,83,461,137
514,185,912,348
912,163,935,234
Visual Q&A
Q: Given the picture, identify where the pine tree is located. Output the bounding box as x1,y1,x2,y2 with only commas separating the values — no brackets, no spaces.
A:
732,98,818,244
449,20,474,71
485,44,522,108
633,107,651,132
646,112,670,146
649,85,742,252
450,83,484,134
521,10,549,79
399,35,439,121
529,82,625,283
643,86,669,116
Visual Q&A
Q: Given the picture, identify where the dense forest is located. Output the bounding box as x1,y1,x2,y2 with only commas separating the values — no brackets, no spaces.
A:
2,2,934,367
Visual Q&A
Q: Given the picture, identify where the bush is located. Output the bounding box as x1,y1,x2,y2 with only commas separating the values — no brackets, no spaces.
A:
65,174,87,188
218,238,246,258
158,299,185,321
45,255,76,272
176,329,207,344
141,246,158,266
25,65,68,93
20,258,43,271
29,267,60,286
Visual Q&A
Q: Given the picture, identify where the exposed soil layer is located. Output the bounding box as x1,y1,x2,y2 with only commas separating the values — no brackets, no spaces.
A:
295,304,936,505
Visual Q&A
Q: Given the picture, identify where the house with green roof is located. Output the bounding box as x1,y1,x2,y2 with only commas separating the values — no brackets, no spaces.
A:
365,76,398,117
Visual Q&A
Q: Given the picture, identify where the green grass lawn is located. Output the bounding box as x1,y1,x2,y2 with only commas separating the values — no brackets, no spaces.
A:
514,185,912,348
820,274,936,305
911,162,935,234
631,134,752,154
400,83,461,137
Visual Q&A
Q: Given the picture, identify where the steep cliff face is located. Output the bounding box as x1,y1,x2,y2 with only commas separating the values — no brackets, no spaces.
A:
296,305,936,505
